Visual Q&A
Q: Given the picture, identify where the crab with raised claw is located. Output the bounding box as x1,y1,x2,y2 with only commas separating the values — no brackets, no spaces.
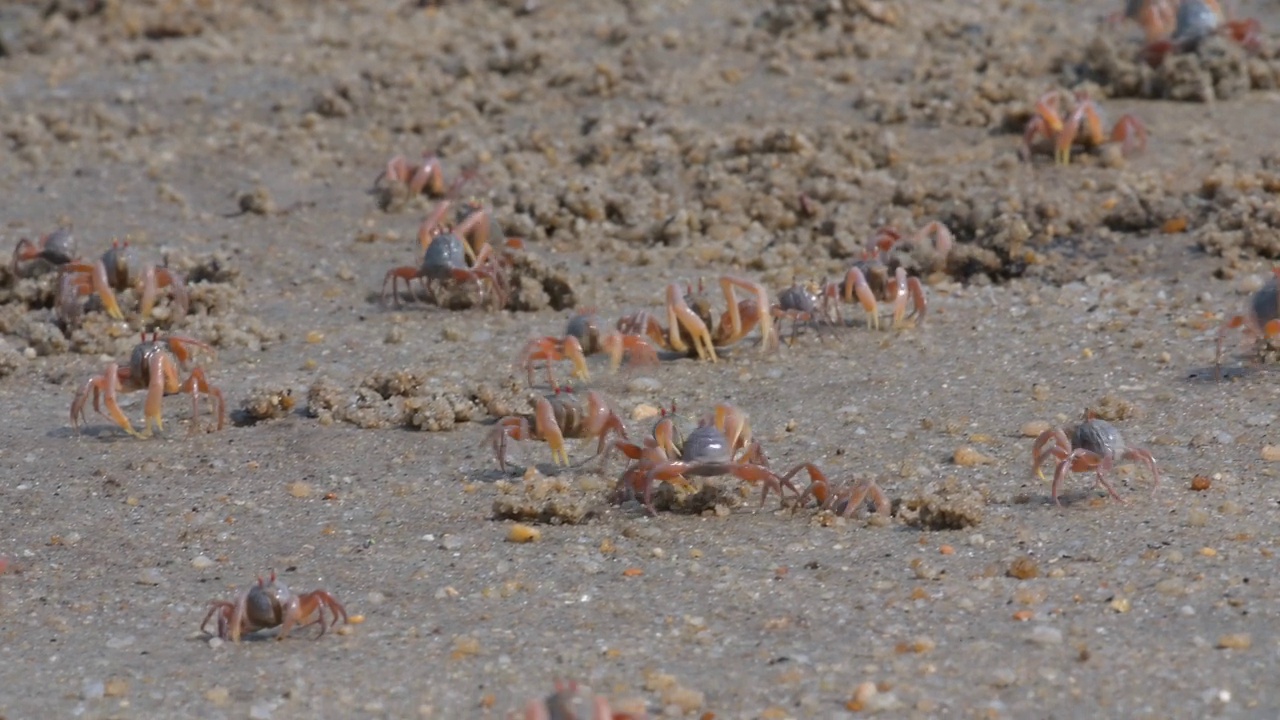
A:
1031,411,1160,506
618,403,797,515
12,225,76,276
1117,0,1261,66
618,276,777,362
57,239,189,324
783,463,891,518
518,679,646,720
375,151,448,198
1021,90,1147,166
827,226,940,331
1215,267,1280,378
70,332,225,438
491,387,628,473
520,310,658,388
201,570,348,643
382,203,521,310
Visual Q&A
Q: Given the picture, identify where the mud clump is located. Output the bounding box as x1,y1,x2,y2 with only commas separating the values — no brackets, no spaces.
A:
901,477,986,530
1064,34,1280,102
306,371,525,430
647,481,740,515
491,474,600,525
239,386,297,424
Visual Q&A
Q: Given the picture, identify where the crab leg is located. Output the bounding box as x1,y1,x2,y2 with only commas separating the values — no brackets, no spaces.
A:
534,396,569,466
666,283,717,361
721,275,777,352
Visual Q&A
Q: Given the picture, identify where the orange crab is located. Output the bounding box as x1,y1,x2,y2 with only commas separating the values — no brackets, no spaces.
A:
824,224,936,330
1215,267,1280,378
491,387,628,472
70,333,224,438
1032,411,1160,506
1022,91,1147,165
618,276,777,362
616,403,797,515
57,239,188,324
201,570,348,643
783,463,891,518
375,151,448,198
382,203,521,310
519,310,658,388
1117,0,1261,66
11,225,76,275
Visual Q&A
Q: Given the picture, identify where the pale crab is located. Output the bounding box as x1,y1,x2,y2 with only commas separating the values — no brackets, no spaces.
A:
617,276,777,362
375,151,448,198
70,333,225,438
491,387,628,473
1215,267,1280,378
616,403,798,515
11,225,76,276
1116,0,1261,66
771,281,834,343
201,570,348,643
783,463,891,518
1031,411,1160,506
519,310,658,388
827,224,949,330
518,679,646,720
1021,90,1147,166
381,203,520,310
57,239,189,324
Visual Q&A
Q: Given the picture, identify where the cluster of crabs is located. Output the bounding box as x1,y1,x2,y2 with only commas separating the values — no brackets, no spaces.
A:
489,387,892,520
39,7,1280,678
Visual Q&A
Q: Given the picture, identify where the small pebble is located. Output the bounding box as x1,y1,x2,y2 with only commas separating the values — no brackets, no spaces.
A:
1027,626,1063,645
192,555,215,570
205,686,230,705
1262,445,1280,462
288,481,313,498
136,568,163,586
249,702,274,720
952,446,994,466
507,524,541,543
1216,633,1251,650
626,377,662,393
1020,420,1050,437
82,679,105,700
631,403,661,421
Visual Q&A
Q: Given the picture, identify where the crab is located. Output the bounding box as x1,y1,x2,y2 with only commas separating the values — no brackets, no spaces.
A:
1216,267,1280,378
825,233,933,332
1021,90,1147,166
618,403,797,515
519,310,658,387
70,333,225,438
11,225,76,276
491,387,628,473
201,570,348,643
783,463,891,518
1117,0,1261,66
519,679,646,720
57,239,189,324
375,151,448,198
1031,412,1160,506
618,276,777,362
770,281,834,343
381,205,519,310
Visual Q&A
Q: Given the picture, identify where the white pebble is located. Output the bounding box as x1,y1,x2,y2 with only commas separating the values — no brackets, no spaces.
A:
105,635,135,649
1027,625,1063,645
249,702,274,720
136,568,163,586
1180,605,1196,616
626,377,662,393
82,679,105,700
191,555,214,570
